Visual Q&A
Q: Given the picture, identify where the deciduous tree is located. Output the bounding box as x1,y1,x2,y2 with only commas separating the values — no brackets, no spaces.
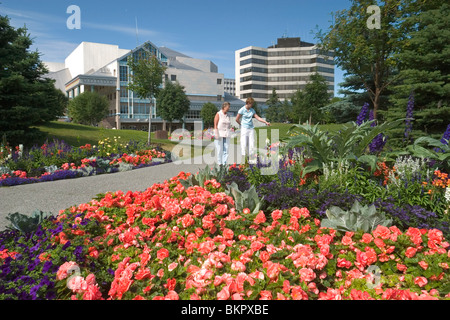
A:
67,91,109,126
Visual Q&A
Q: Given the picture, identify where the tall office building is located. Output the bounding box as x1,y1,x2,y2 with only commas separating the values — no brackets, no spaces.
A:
235,37,335,105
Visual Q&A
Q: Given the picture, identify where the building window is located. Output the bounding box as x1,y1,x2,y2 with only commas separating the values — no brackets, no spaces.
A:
120,87,128,98
120,104,128,114
241,93,268,99
240,75,268,82
241,84,268,91
217,79,222,85
133,103,150,115
240,66,268,74
240,49,268,58
119,66,128,82
171,74,177,81
240,58,268,66
185,110,201,120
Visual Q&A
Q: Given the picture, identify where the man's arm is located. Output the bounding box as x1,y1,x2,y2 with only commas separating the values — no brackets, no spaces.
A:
254,113,270,126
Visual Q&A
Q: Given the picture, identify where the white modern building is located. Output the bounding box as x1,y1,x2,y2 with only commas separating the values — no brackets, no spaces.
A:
235,37,335,105
45,41,246,131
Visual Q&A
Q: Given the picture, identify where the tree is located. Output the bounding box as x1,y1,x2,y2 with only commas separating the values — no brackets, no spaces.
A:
127,53,166,144
265,89,282,123
316,0,406,119
0,14,67,146
391,2,450,110
379,1,450,145
291,73,330,124
291,89,306,124
200,102,218,128
156,81,190,133
320,97,361,123
281,99,294,123
337,74,394,120
67,91,109,126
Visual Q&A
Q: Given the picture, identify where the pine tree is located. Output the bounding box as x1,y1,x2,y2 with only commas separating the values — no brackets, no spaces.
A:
391,2,450,110
265,88,282,123
291,73,330,124
0,14,67,146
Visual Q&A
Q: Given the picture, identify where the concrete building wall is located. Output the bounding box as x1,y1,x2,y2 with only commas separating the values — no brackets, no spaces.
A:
168,68,224,98
64,43,85,79
44,62,66,73
176,57,218,73
65,42,130,78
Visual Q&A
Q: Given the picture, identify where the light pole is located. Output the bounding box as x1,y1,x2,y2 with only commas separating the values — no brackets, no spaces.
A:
148,100,152,145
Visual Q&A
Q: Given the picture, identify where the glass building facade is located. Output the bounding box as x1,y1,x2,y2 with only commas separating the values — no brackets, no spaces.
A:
118,42,167,123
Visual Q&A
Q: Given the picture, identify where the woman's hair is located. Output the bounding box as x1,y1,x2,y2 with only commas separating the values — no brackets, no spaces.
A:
246,97,255,106
222,102,230,109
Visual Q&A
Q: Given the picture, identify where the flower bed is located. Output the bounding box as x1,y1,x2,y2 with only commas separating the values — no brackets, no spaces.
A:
221,151,450,238
0,138,170,187
1,172,449,300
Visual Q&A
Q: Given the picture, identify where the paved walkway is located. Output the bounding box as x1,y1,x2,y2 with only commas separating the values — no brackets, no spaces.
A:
0,143,245,231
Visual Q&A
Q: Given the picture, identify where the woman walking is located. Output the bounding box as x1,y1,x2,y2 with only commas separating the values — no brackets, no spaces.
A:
214,102,232,166
236,97,270,163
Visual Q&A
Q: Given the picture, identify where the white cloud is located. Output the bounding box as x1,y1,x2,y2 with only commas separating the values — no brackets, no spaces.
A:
1,6,66,25
83,21,160,38
34,40,79,63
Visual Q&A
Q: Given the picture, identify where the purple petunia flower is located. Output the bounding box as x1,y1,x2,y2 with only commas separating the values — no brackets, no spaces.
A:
62,241,71,251
42,261,53,273
74,246,84,262
29,284,41,300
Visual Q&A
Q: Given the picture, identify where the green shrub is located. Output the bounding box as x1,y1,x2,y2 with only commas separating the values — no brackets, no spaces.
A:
321,200,392,233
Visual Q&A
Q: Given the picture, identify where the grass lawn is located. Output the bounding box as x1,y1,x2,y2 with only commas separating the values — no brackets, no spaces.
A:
229,122,348,148
35,121,349,157
34,121,203,159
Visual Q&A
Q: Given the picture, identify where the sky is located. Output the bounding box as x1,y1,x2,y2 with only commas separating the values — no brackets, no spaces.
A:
0,0,351,96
